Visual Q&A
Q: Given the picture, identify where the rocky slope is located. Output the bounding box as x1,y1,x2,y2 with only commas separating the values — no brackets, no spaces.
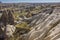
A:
21,7,60,40
1,3,60,40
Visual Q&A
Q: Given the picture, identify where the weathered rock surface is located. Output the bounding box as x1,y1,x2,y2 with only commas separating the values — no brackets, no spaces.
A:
5,25,16,37
23,8,60,40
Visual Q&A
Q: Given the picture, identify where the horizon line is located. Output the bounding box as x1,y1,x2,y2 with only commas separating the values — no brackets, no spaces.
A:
1,1,60,3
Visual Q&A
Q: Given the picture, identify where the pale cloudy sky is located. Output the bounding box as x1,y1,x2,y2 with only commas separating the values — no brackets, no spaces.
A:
0,0,60,3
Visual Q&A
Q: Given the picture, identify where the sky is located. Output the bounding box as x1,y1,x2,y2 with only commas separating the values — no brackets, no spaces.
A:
0,0,60,3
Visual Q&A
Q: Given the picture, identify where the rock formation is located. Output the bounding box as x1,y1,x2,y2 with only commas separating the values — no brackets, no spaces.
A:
0,10,16,40
22,7,60,40
7,10,14,25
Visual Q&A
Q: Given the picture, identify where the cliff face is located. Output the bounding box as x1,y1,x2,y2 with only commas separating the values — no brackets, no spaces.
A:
22,7,60,40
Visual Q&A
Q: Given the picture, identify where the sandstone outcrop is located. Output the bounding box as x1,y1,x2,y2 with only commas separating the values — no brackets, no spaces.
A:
23,7,60,40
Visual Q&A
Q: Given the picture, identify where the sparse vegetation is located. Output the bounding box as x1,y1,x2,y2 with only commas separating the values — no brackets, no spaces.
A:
0,3,60,40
